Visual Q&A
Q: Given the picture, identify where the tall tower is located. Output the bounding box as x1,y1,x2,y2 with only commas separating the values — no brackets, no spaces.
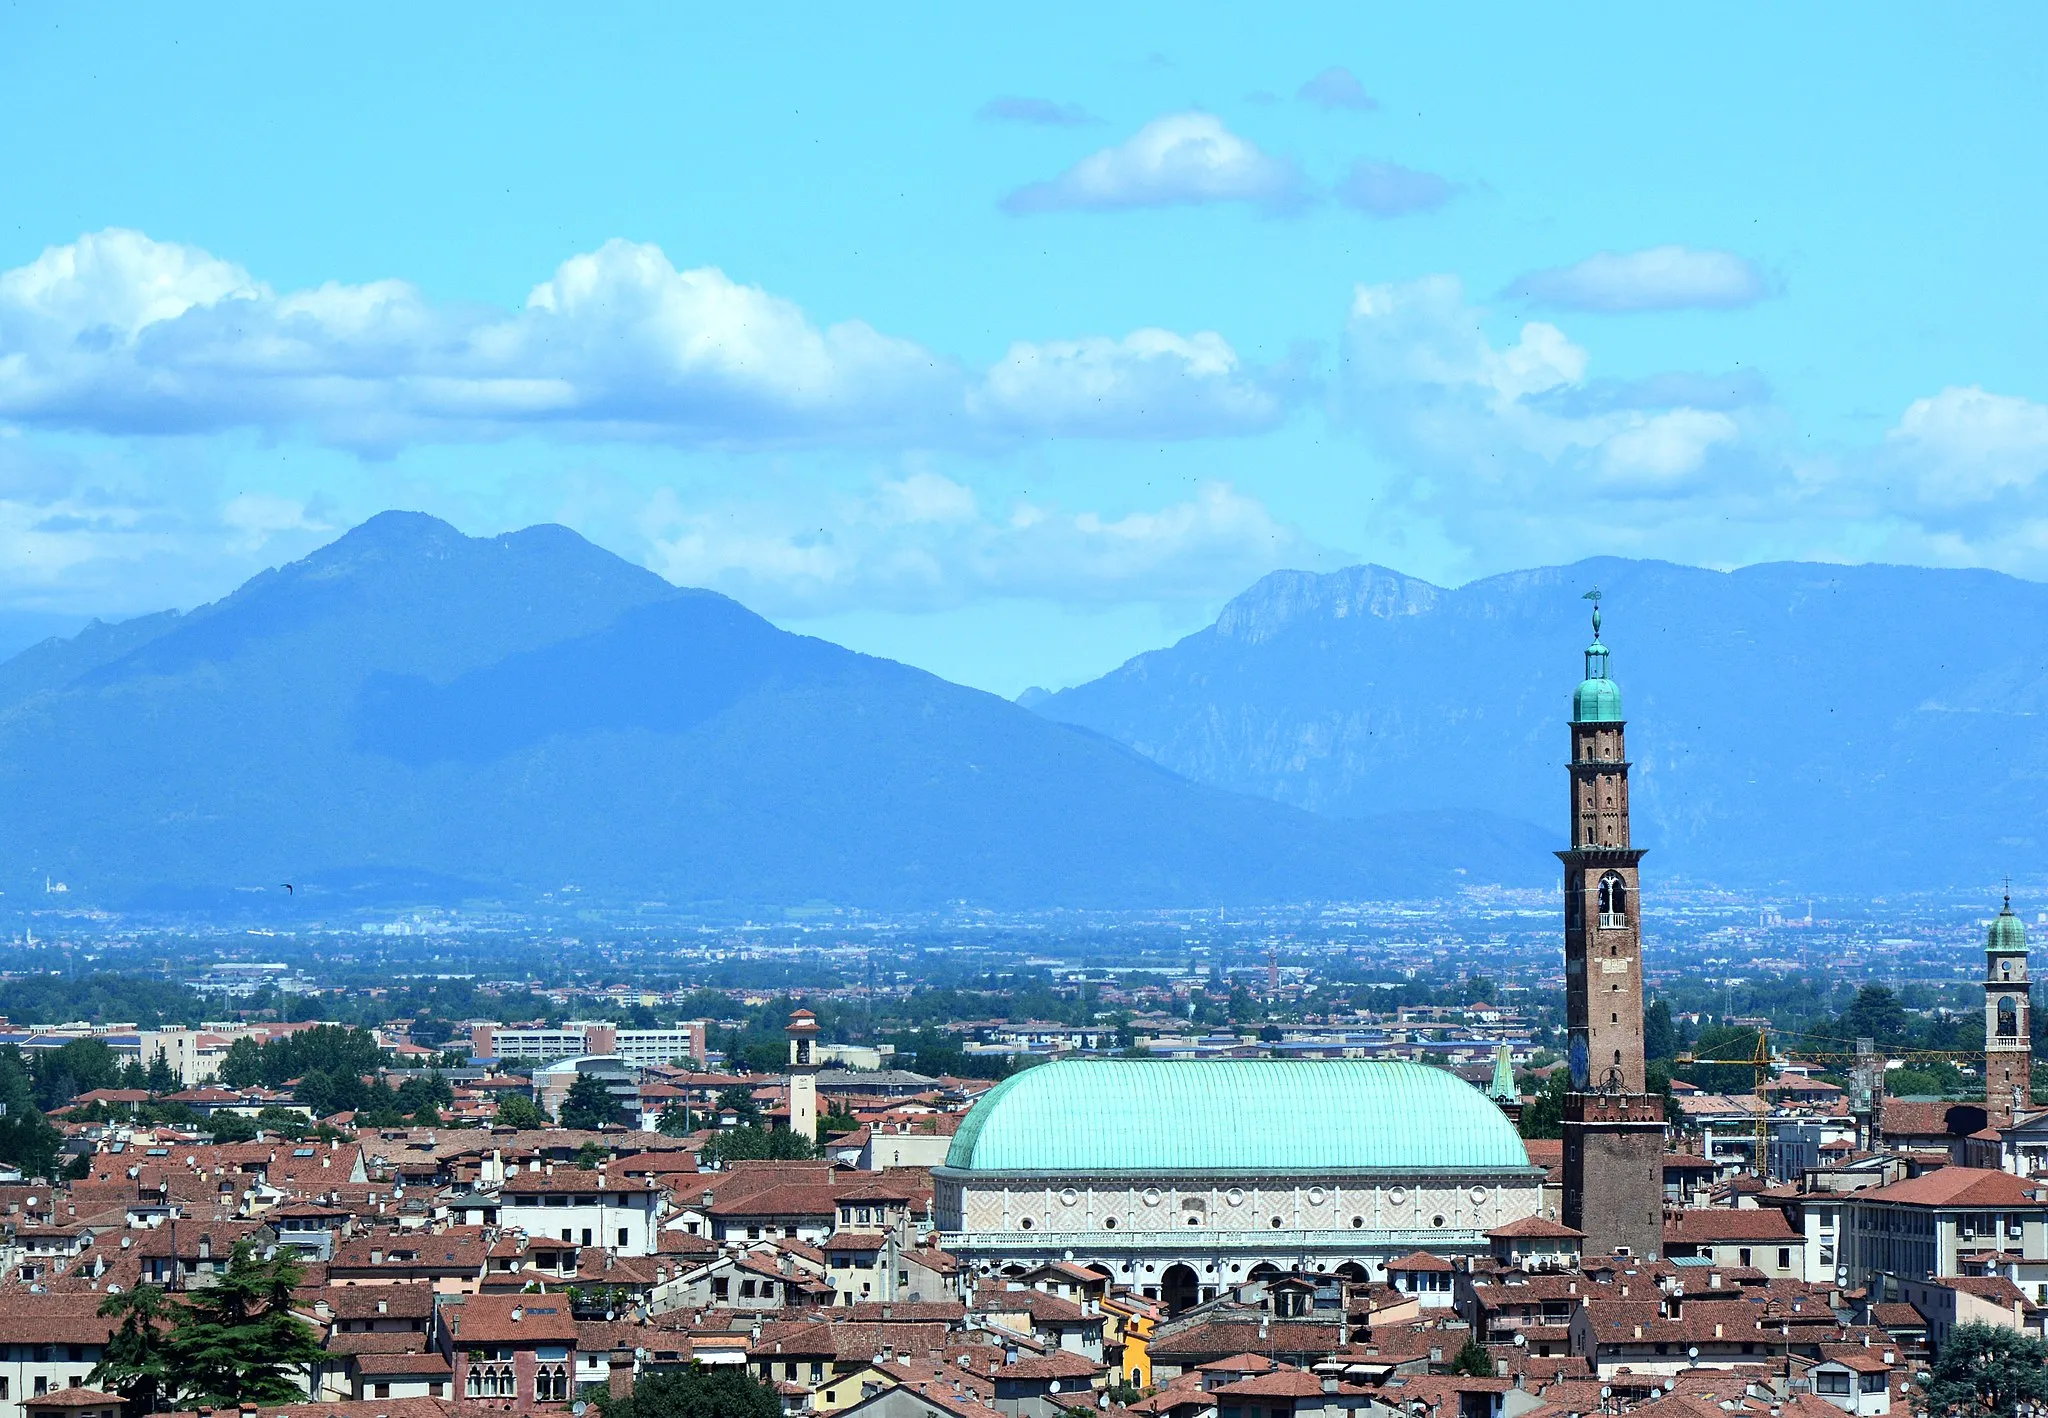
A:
786,1008,821,1142
1559,593,1666,1259
1985,896,2032,1128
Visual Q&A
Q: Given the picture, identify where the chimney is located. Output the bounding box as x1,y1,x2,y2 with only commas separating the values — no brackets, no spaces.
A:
1322,1377,1339,1394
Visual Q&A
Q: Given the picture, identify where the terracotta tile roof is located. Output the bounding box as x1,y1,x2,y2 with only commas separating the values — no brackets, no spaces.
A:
20,1389,121,1409
502,1166,651,1195
154,1400,456,1418
440,1295,578,1345
353,1352,453,1377
1385,1250,1455,1272
1859,1167,2047,1208
1663,1208,1800,1243
1487,1215,1585,1239
1931,1275,2033,1307
999,1351,1102,1381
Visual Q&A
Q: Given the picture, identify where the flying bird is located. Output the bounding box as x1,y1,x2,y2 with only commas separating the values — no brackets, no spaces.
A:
281,883,294,895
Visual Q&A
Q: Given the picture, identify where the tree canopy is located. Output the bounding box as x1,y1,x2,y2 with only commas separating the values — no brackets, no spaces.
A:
560,1071,627,1129
597,1364,781,1418
1922,1321,2048,1417
92,1244,324,1411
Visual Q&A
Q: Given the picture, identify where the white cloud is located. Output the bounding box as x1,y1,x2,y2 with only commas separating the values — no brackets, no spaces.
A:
1887,386,2048,505
1342,274,1767,521
1333,159,1456,217
971,329,1286,438
640,474,1327,615
0,230,1285,451
1506,245,1771,313
1297,67,1378,112
1001,112,1304,214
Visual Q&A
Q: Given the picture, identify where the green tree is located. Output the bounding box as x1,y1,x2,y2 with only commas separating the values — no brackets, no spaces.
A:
575,1141,611,1169
1643,999,1678,1063
30,1037,122,1109
91,1284,173,1417
1682,1025,1765,1095
703,1126,814,1164
254,1106,309,1140
215,1038,264,1089
1518,1070,1570,1140
1921,1321,2048,1417
715,1083,762,1128
597,1363,781,1418
1837,985,1911,1049
162,1243,324,1406
205,1112,259,1143
1446,1337,1494,1377
143,1051,179,1095
656,1103,696,1137
396,1071,453,1116
0,1046,62,1178
495,1092,546,1130
560,1072,625,1130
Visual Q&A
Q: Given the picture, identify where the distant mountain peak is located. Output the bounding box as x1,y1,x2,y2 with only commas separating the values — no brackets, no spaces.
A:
295,510,467,575
1214,565,1445,644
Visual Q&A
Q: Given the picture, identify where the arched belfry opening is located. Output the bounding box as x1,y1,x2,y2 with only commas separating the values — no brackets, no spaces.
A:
1598,872,1626,929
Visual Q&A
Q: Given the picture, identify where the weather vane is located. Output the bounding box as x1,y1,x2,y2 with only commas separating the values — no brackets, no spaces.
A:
1583,586,1602,638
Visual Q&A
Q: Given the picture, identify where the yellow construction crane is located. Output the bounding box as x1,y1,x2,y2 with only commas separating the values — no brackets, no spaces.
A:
1750,1031,1770,1178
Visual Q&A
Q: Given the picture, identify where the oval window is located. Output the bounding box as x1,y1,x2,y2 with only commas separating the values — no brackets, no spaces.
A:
1307,1186,1327,1205
1226,1188,1246,1206
1470,1186,1489,1205
1351,1216,1365,1229
1103,1217,1117,1230
1432,1214,1447,1228
1142,1188,1161,1207
1060,1188,1079,1207
1387,1187,1408,1207
1020,1217,1034,1230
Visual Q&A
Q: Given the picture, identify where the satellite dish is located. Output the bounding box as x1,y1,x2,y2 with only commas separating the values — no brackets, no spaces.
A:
1049,1382,1062,1394
573,1405,587,1415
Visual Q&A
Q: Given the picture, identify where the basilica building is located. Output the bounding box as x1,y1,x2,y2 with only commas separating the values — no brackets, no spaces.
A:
931,1056,1544,1311
936,595,1665,1305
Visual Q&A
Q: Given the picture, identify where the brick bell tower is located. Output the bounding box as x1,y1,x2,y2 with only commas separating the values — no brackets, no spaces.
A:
1985,894,2032,1128
1560,591,1665,1259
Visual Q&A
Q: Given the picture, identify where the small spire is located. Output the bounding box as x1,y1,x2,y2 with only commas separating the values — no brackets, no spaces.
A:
1584,587,1602,640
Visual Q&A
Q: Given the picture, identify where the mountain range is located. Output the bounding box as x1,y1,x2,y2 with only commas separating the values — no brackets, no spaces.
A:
0,514,1547,914
1030,558,2048,893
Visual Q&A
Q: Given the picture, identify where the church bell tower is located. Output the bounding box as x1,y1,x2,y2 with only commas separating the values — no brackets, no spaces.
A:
1560,592,1666,1259
1985,895,2032,1128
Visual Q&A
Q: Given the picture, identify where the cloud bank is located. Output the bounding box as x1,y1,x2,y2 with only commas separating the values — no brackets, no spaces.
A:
1297,67,1378,111
0,230,1290,452
1001,112,1304,214
1506,246,1771,312
641,473,1324,616
1334,159,1458,217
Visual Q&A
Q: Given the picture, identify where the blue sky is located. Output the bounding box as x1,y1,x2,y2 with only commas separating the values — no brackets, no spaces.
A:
2,5,2045,693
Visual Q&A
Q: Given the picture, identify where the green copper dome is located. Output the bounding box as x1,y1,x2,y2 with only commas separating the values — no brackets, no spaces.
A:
942,1058,1532,1175
1989,897,2028,955
1573,663,1623,724
1571,595,1623,724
